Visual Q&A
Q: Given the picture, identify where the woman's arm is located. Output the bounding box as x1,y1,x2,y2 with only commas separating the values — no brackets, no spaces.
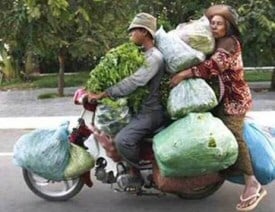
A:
170,37,238,88
192,37,238,79
169,68,193,87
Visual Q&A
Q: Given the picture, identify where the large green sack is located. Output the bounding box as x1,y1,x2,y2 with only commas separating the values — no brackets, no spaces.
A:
155,27,205,74
64,143,95,179
173,16,215,54
167,78,218,119
153,113,238,177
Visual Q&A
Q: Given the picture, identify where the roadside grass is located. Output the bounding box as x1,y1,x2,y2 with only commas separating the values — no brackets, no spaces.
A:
0,71,89,91
38,92,60,99
245,70,273,82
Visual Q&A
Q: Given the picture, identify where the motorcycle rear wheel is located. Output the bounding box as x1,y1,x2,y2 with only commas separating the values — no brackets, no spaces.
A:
177,179,224,200
22,169,84,201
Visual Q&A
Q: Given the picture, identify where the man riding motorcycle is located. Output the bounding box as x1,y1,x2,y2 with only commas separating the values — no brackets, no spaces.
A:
85,12,167,189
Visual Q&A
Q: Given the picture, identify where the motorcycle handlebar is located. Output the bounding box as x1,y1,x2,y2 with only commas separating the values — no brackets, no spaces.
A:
83,97,98,112
73,88,98,112
88,98,98,105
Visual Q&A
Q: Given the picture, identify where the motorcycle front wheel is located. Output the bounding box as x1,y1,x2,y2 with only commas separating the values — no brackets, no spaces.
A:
22,169,84,201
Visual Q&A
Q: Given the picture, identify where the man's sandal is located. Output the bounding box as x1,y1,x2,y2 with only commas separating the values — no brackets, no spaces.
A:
236,186,267,211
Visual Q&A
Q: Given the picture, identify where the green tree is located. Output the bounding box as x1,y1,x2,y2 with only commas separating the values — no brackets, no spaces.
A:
23,0,97,96
0,0,26,80
0,0,274,88
238,0,275,66
0,42,18,82
0,0,135,94
131,0,274,67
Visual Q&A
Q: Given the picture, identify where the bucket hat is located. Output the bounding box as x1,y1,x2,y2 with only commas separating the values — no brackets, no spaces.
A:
128,13,157,38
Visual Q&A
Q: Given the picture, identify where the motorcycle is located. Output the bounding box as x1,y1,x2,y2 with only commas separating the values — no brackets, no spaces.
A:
22,89,225,201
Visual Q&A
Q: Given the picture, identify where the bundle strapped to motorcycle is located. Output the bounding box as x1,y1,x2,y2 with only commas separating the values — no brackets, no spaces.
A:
19,88,226,201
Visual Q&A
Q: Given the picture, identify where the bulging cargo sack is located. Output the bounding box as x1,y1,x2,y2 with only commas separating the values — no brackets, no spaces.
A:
261,125,275,137
227,119,275,185
95,98,131,136
155,27,205,74
153,113,238,177
167,78,218,119
173,16,215,54
13,122,70,180
152,161,224,194
64,143,95,179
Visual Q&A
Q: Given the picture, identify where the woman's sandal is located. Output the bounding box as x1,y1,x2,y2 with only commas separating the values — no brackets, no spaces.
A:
236,186,267,211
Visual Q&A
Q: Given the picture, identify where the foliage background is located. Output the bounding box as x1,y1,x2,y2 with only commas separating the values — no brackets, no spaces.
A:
0,0,274,83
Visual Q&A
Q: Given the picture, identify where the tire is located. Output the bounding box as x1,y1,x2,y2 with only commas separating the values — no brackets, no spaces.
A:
177,178,225,200
22,169,84,201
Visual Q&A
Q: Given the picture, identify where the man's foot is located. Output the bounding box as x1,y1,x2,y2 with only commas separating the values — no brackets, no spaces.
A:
117,174,144,192
236,185,267,211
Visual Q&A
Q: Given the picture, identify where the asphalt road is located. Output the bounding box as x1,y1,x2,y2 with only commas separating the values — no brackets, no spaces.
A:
0,84,275,118
1,128,275,212
1,145,274,212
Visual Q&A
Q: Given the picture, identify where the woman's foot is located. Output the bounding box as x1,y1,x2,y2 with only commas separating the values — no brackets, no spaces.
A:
236,183,267,211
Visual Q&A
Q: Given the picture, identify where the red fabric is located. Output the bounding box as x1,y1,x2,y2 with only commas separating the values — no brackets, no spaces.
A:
81,171,93,187
191,37,252,115
69,124,93,147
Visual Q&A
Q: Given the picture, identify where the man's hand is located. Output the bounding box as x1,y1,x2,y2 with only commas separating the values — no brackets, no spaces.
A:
87,91,107,102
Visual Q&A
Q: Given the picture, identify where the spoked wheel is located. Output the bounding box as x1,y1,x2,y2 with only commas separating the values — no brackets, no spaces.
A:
177,178,225,200
22,169,84,201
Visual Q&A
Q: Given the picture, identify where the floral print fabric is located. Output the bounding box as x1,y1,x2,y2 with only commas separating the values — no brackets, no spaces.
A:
191,36,252,115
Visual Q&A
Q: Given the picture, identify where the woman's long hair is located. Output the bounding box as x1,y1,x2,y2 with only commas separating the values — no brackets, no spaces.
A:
227,23,243,47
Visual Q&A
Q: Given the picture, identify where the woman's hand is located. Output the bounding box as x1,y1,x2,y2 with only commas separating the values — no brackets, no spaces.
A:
169,69,193,88
170,71,186,88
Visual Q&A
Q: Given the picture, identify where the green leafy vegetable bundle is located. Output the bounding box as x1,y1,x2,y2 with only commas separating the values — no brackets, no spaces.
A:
86,42,148,112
